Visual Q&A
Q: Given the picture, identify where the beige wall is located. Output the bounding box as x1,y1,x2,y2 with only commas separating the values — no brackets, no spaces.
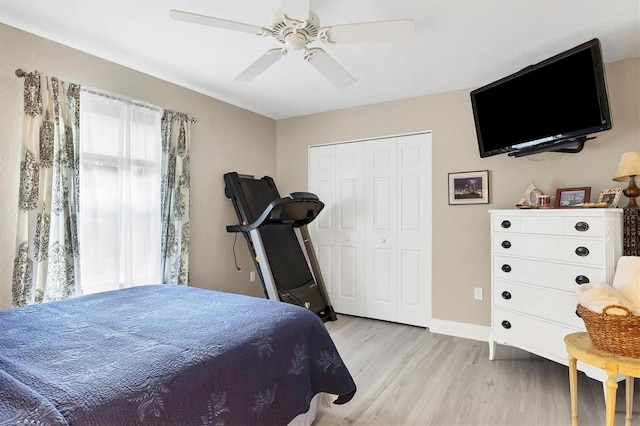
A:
276,57,640,326
0,23,275,308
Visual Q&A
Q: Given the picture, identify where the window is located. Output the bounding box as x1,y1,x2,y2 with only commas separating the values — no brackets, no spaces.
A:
79,89,163,295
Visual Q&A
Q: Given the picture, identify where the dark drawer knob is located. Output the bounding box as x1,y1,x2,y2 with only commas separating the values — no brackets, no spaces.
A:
501,240,511,249
575,221,590,232
501,264,511,273
501,291,512,300
575,246,590,257
501,320,512,329
575,275,590,285
501,220,511,229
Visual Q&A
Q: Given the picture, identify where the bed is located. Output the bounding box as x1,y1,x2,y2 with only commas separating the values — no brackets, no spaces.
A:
0,284,356,425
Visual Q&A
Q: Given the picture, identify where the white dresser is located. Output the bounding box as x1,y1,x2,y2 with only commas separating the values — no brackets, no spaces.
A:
489,208,623,380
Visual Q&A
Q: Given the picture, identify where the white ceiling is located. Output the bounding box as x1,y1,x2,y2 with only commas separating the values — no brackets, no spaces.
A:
1,0,639,119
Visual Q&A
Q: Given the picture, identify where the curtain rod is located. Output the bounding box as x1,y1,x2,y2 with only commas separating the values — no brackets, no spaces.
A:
14,68,196,122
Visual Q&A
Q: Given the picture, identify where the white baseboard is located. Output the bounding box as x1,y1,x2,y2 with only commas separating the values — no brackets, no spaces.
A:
428,318,491,342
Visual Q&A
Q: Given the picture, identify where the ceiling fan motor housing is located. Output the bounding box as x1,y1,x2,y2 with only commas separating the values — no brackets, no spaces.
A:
272,11,320,50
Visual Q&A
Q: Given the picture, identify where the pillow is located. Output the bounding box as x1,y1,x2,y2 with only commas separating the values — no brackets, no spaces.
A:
612,256,640,311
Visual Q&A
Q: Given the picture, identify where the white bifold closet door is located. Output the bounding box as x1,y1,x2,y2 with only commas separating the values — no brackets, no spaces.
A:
308,133,432,327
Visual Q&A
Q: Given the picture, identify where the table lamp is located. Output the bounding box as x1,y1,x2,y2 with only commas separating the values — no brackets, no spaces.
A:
613,151,640,208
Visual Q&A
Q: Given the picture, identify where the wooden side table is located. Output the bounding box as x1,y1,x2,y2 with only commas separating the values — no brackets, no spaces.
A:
565,332,640,426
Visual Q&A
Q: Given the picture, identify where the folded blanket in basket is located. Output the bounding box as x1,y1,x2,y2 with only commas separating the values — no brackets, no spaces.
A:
576,282,640,315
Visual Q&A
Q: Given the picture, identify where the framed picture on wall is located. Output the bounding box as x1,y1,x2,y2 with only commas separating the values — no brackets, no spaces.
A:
554,187,591,208
448,170,489,205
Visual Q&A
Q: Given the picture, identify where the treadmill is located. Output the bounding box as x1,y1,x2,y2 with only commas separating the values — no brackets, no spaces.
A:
224,172,337,322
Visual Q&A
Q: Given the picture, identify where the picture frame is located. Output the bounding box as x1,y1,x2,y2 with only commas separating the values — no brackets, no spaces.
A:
554,187,591,208
597,188,622,208
448,170,489,205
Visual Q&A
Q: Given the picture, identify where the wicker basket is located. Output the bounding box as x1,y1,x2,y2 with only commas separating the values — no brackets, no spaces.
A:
576,304,640,358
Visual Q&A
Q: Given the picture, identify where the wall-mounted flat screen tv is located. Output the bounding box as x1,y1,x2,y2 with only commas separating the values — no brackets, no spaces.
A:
470,38,612,158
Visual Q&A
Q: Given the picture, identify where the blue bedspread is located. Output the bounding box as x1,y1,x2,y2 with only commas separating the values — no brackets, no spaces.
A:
0,285,356,425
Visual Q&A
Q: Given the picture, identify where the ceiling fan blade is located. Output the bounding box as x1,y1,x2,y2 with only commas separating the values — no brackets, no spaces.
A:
169,9,264,35
235,49,288,82
305,48,355,89
281,0,310,21
320,19,414,44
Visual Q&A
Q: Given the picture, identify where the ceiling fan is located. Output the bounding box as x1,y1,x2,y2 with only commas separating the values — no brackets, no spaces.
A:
169,0,414,88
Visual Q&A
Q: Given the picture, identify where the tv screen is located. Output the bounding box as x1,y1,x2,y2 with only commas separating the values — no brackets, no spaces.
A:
470,38,612,158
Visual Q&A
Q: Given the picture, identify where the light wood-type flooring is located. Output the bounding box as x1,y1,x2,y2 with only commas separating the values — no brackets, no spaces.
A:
314,314,640,426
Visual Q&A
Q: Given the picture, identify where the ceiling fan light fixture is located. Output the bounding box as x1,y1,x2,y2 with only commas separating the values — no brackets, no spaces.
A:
284,32,308,50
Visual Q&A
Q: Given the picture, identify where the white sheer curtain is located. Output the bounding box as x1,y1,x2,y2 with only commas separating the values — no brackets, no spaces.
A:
79,89,163,294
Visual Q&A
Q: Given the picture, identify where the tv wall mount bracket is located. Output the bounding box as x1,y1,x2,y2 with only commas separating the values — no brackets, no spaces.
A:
509,136,594,158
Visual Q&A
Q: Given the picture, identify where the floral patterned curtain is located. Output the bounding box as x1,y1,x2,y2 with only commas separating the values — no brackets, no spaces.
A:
12,71,81,306
160,111,194,285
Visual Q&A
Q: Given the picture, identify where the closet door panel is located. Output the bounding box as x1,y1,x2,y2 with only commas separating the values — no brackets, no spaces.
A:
316,180,335,231
334,143,365,316
368,246,395,320
396,133,431,327
399,175,421,231
308,145,336,298
399,249,421,302
365,138,397,321
315,244,334,298
338,179,359,230
338,246,358,298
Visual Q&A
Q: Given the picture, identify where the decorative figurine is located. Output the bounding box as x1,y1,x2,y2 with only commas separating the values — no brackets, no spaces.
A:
516,182,543,208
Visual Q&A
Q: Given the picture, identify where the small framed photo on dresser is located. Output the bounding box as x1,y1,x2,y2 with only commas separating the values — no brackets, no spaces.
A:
597,188,622,208
555,187,591,208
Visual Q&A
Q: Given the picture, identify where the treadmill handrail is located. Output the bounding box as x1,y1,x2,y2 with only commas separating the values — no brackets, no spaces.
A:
227,193,324,233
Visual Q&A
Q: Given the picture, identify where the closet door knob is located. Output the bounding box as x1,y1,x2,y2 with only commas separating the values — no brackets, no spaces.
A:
501,240,511,249
575,275,590,285
575,246,589,257
501,220,511,229
501,264,511,273
501,320,512,329
575,221,590,232
381,238,386,243
501,291,512,300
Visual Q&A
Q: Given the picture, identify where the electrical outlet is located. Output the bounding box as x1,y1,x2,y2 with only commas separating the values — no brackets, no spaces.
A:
474,287,483,300
250,271,256,282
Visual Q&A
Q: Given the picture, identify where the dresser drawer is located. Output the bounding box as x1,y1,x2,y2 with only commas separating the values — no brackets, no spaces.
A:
493,234,605,265
492,215,521,233
493,214,605,238
493,255,605,291
492,308,584,361
493,281,584,328
562,216,605,237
